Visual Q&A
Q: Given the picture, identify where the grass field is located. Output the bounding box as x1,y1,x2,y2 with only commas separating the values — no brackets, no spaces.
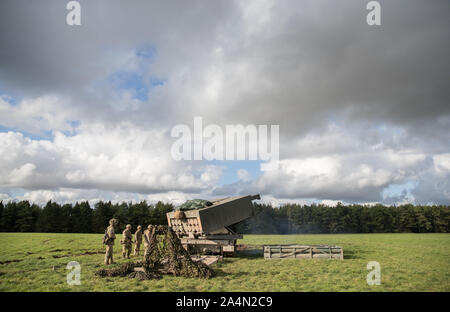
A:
0,233,449,292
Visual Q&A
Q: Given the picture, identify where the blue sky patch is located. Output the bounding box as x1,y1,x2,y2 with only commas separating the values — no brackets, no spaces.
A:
0,93,19,106
109,71,149,101
136,45,157,60
0,125,54,141
382,181,418,199
209,160,263,185
108,71,166,102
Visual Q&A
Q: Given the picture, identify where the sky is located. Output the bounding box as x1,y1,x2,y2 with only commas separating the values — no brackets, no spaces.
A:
0,0,449,206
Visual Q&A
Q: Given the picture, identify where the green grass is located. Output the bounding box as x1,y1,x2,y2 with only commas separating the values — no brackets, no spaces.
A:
0,233,449,291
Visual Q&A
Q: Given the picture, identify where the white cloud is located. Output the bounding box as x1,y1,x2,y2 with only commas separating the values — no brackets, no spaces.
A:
255,154,421,202
258,194,310,207
0,95,76,134
1,188,198,206
237,169,251,182
8,163,36,184
433,154,450,174
241,123,448,204
0,124,222,195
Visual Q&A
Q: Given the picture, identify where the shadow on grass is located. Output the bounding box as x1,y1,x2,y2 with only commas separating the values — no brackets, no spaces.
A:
235,249,263,259
213,267,249,278
342,249,365,259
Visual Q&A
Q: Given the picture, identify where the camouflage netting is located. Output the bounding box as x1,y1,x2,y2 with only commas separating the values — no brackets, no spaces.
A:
95,262,141,278
176,199,213,211
143,225,215,279
127,270,162,280
95,225,215,280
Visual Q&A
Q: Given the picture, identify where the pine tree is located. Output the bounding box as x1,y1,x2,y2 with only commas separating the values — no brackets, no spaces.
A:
16,201,33,232
0,201,4,232
1,202,18,232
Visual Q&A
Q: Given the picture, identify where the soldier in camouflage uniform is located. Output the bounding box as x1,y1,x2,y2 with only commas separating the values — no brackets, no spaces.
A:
121,224,133,259
133,225,143,256
143,225,153,256
103,218,118,265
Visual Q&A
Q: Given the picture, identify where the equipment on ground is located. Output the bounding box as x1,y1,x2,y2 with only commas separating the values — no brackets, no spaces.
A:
263,244,344,260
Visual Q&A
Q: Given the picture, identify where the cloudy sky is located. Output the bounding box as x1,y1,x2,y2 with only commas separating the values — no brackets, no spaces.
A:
0,0,449,206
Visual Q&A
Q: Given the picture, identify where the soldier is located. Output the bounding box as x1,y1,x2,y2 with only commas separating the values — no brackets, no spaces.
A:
133,225,143,256
103,218,118,265
121,224,133,259
143,224,153,256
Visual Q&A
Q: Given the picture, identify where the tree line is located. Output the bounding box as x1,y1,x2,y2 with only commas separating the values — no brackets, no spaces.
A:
0,200,173,233
0,200,449,234
235,203,450,234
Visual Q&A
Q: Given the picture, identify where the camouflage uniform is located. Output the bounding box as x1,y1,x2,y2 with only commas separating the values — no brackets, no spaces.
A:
121,224,133,259
103,218,118,265
143,225,153,256
133,225,143,256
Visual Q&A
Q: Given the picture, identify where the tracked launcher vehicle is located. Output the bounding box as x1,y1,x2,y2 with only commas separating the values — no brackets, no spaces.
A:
167,194,260,256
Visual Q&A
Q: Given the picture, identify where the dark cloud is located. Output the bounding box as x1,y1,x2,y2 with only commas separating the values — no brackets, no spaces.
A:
0,0,238,95
1,1,448,128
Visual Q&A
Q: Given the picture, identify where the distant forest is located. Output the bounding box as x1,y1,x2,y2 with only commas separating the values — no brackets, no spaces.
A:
0,200,449,234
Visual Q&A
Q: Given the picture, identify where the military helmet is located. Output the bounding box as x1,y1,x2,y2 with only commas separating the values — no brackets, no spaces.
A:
137,225,142,230
126,224,131,229
109,218,118,225
147,224,152,230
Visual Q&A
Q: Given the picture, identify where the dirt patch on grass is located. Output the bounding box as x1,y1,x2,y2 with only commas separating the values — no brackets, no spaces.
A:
0,259,22,265
81,251,103,255
236,244,261,250
52,250,104,258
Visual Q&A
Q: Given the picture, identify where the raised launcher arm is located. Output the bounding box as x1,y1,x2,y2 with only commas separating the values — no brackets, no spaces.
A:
167,194,261,256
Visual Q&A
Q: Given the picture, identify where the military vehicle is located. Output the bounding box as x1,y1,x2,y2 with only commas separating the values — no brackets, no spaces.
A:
167,194,260,256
